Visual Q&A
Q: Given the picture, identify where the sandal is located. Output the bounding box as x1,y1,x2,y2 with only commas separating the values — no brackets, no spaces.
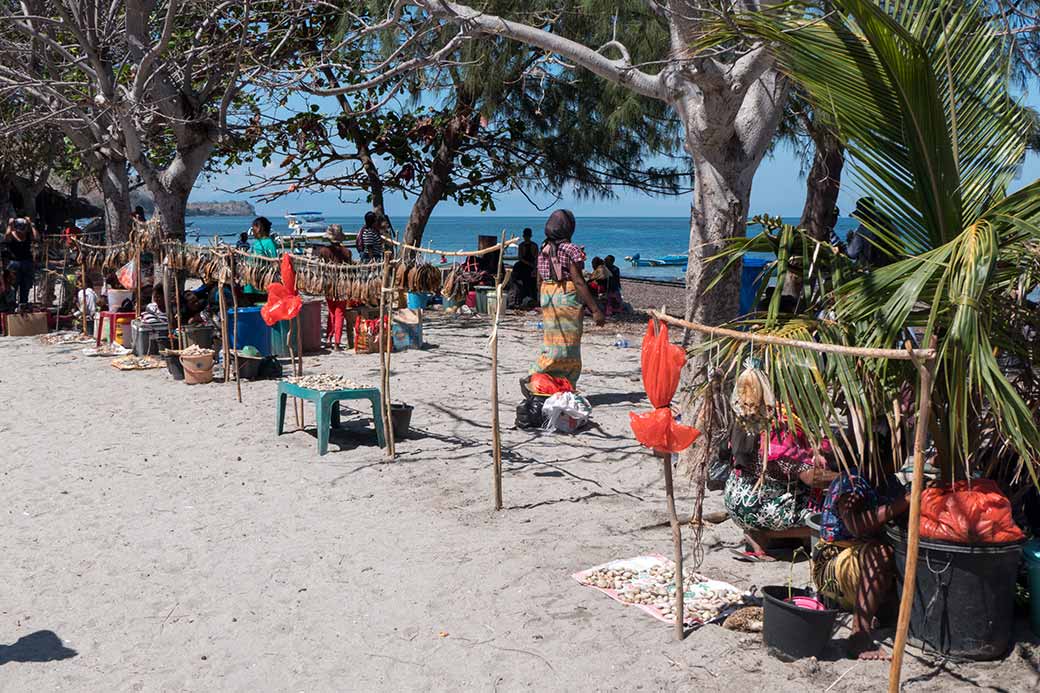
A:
730,548,777,563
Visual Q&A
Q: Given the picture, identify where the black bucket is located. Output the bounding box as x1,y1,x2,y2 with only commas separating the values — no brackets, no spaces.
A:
164,351,184,380
235,354,263,380
761,585,838,661
887,524,1023,660
389,403,413,438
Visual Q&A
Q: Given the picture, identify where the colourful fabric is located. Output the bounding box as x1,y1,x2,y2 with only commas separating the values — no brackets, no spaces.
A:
724,468,814,532
537,242,586,281
326,299,348,347
819,471,905,542
812,540,873,610
532,280,583,385
244,237,278,295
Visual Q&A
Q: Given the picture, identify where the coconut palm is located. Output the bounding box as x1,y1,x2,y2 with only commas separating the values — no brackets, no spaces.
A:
697,0,1040,483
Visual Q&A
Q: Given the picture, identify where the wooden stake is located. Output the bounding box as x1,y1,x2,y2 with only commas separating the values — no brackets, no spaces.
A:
378,252,394,459
135,248,142,319
296,315,305,430
218,279,231,384
491,230,506,510
230,255,242,403
888,339,937,692
173,269,183,349
662,454,685,641
80,251,88,336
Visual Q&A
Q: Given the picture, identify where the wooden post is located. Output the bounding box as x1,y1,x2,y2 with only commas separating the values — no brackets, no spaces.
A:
662,453,685,640
218,278,231,384
80,250,88,336
230,255,242,403
378,252,394,459
135,248,142,319
888,342,937,692
162,254,174,346
173,269,183,349
491,231,507,510
295,314,305,429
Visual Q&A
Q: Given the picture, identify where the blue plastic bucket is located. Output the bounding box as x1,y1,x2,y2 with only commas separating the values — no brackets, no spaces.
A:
1024,539,1040,636
406,292,431,310
227,306,273,356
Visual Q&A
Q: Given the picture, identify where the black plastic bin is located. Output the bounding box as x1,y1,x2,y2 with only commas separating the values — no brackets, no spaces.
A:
390,403,413,438
761,585,838,661
887,524,1023,660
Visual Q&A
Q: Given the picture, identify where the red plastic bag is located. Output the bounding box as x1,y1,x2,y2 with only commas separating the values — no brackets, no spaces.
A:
640,319,685,408
629,319,700,453
920,479,1025,544
261,254,303,326
116,260,136,289
529,373,574,396
629,408,700,454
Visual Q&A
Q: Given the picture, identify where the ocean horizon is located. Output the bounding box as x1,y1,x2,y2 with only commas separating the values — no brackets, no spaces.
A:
185,213,858,281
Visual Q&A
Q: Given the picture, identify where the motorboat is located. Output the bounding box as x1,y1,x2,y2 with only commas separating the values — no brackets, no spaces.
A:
282,211,356,248
624,253,688,267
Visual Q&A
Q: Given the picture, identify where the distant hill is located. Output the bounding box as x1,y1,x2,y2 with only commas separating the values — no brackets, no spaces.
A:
186,200,255,217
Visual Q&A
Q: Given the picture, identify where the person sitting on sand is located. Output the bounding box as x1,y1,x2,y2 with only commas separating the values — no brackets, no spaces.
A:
812,461,908,660
725,413,836,562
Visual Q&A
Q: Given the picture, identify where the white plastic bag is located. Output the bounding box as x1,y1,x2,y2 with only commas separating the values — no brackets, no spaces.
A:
542,392,592,433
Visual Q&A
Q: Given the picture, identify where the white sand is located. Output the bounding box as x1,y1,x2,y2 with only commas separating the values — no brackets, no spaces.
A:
0,314,1034,691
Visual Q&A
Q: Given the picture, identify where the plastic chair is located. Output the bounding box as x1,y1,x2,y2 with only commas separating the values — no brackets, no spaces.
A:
275,381,386,455
95,311,136,346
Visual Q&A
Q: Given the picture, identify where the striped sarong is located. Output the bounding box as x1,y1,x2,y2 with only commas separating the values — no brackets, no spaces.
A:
532,281,583,386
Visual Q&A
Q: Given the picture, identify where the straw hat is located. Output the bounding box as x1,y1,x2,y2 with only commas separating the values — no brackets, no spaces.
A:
324,224,345,243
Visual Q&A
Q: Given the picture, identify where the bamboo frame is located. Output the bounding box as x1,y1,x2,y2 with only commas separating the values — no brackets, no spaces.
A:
648,311,936,362
381,234,519,258
491,231,507,510
888,339,937,693
80,253,88,336
662,454,685,641
648,310,938,657
378,251,395,460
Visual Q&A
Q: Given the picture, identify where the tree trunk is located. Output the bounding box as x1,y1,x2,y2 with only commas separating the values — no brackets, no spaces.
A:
798,128,844,242
781,126,844,301
401,114,470,260
98,161,131,244
152,191,190,241
0,172,14,221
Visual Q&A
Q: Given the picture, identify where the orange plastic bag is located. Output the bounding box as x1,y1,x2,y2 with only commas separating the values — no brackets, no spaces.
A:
641,319,685,409
261,254,303,326
919,479,1025,544
629,319,700,453
629,408,700,454
529,373,574,396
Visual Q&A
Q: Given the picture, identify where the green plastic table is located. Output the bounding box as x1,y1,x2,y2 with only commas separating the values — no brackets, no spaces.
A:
276,381,385,455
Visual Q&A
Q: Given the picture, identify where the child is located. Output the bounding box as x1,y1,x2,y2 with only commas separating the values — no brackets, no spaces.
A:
141,285,168,331
812,464,908,660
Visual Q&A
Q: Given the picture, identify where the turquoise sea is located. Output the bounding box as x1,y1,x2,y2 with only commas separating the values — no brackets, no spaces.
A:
185,214,859,281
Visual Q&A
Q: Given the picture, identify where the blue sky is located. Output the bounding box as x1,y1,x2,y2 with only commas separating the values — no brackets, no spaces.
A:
194,94,1040,220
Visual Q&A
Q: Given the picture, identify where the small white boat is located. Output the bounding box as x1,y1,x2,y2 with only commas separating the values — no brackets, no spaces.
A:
283,211,356,248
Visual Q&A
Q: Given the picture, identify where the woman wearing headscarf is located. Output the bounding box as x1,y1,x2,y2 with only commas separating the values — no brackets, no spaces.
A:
531,210,604,386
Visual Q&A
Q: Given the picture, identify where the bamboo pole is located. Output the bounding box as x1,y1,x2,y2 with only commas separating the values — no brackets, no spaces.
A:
230,255,242,403
134,248,142,319
173,269,183,349
381,234,520,258
80,253,88,336
649,310,936,362
888,339,937,693
381,252,396,459
288,318,301,429
218,280,231,384
296,316,305,430
491,230,507,510
662,453,685,641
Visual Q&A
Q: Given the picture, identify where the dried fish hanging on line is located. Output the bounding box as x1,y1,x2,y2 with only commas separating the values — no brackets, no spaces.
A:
161,242,230,284
75,241,134,272
441,262,466,304
289,257,384,301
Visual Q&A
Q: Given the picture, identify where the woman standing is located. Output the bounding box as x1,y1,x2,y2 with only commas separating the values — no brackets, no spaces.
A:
243,216,278,305
531,210,604,386
317,224,353,349
4,218,39,307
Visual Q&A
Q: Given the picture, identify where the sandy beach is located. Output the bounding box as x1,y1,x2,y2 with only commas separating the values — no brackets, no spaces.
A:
1,312,1036,692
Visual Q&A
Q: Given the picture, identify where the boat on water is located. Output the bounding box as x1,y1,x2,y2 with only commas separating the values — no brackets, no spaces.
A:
282,211,357,248
624,253,688,267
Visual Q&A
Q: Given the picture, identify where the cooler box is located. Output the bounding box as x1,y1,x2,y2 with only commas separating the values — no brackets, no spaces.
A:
300,301,323,353
740,255,771,314
3,311,48,336
227,306,273,356
392,309,423,352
